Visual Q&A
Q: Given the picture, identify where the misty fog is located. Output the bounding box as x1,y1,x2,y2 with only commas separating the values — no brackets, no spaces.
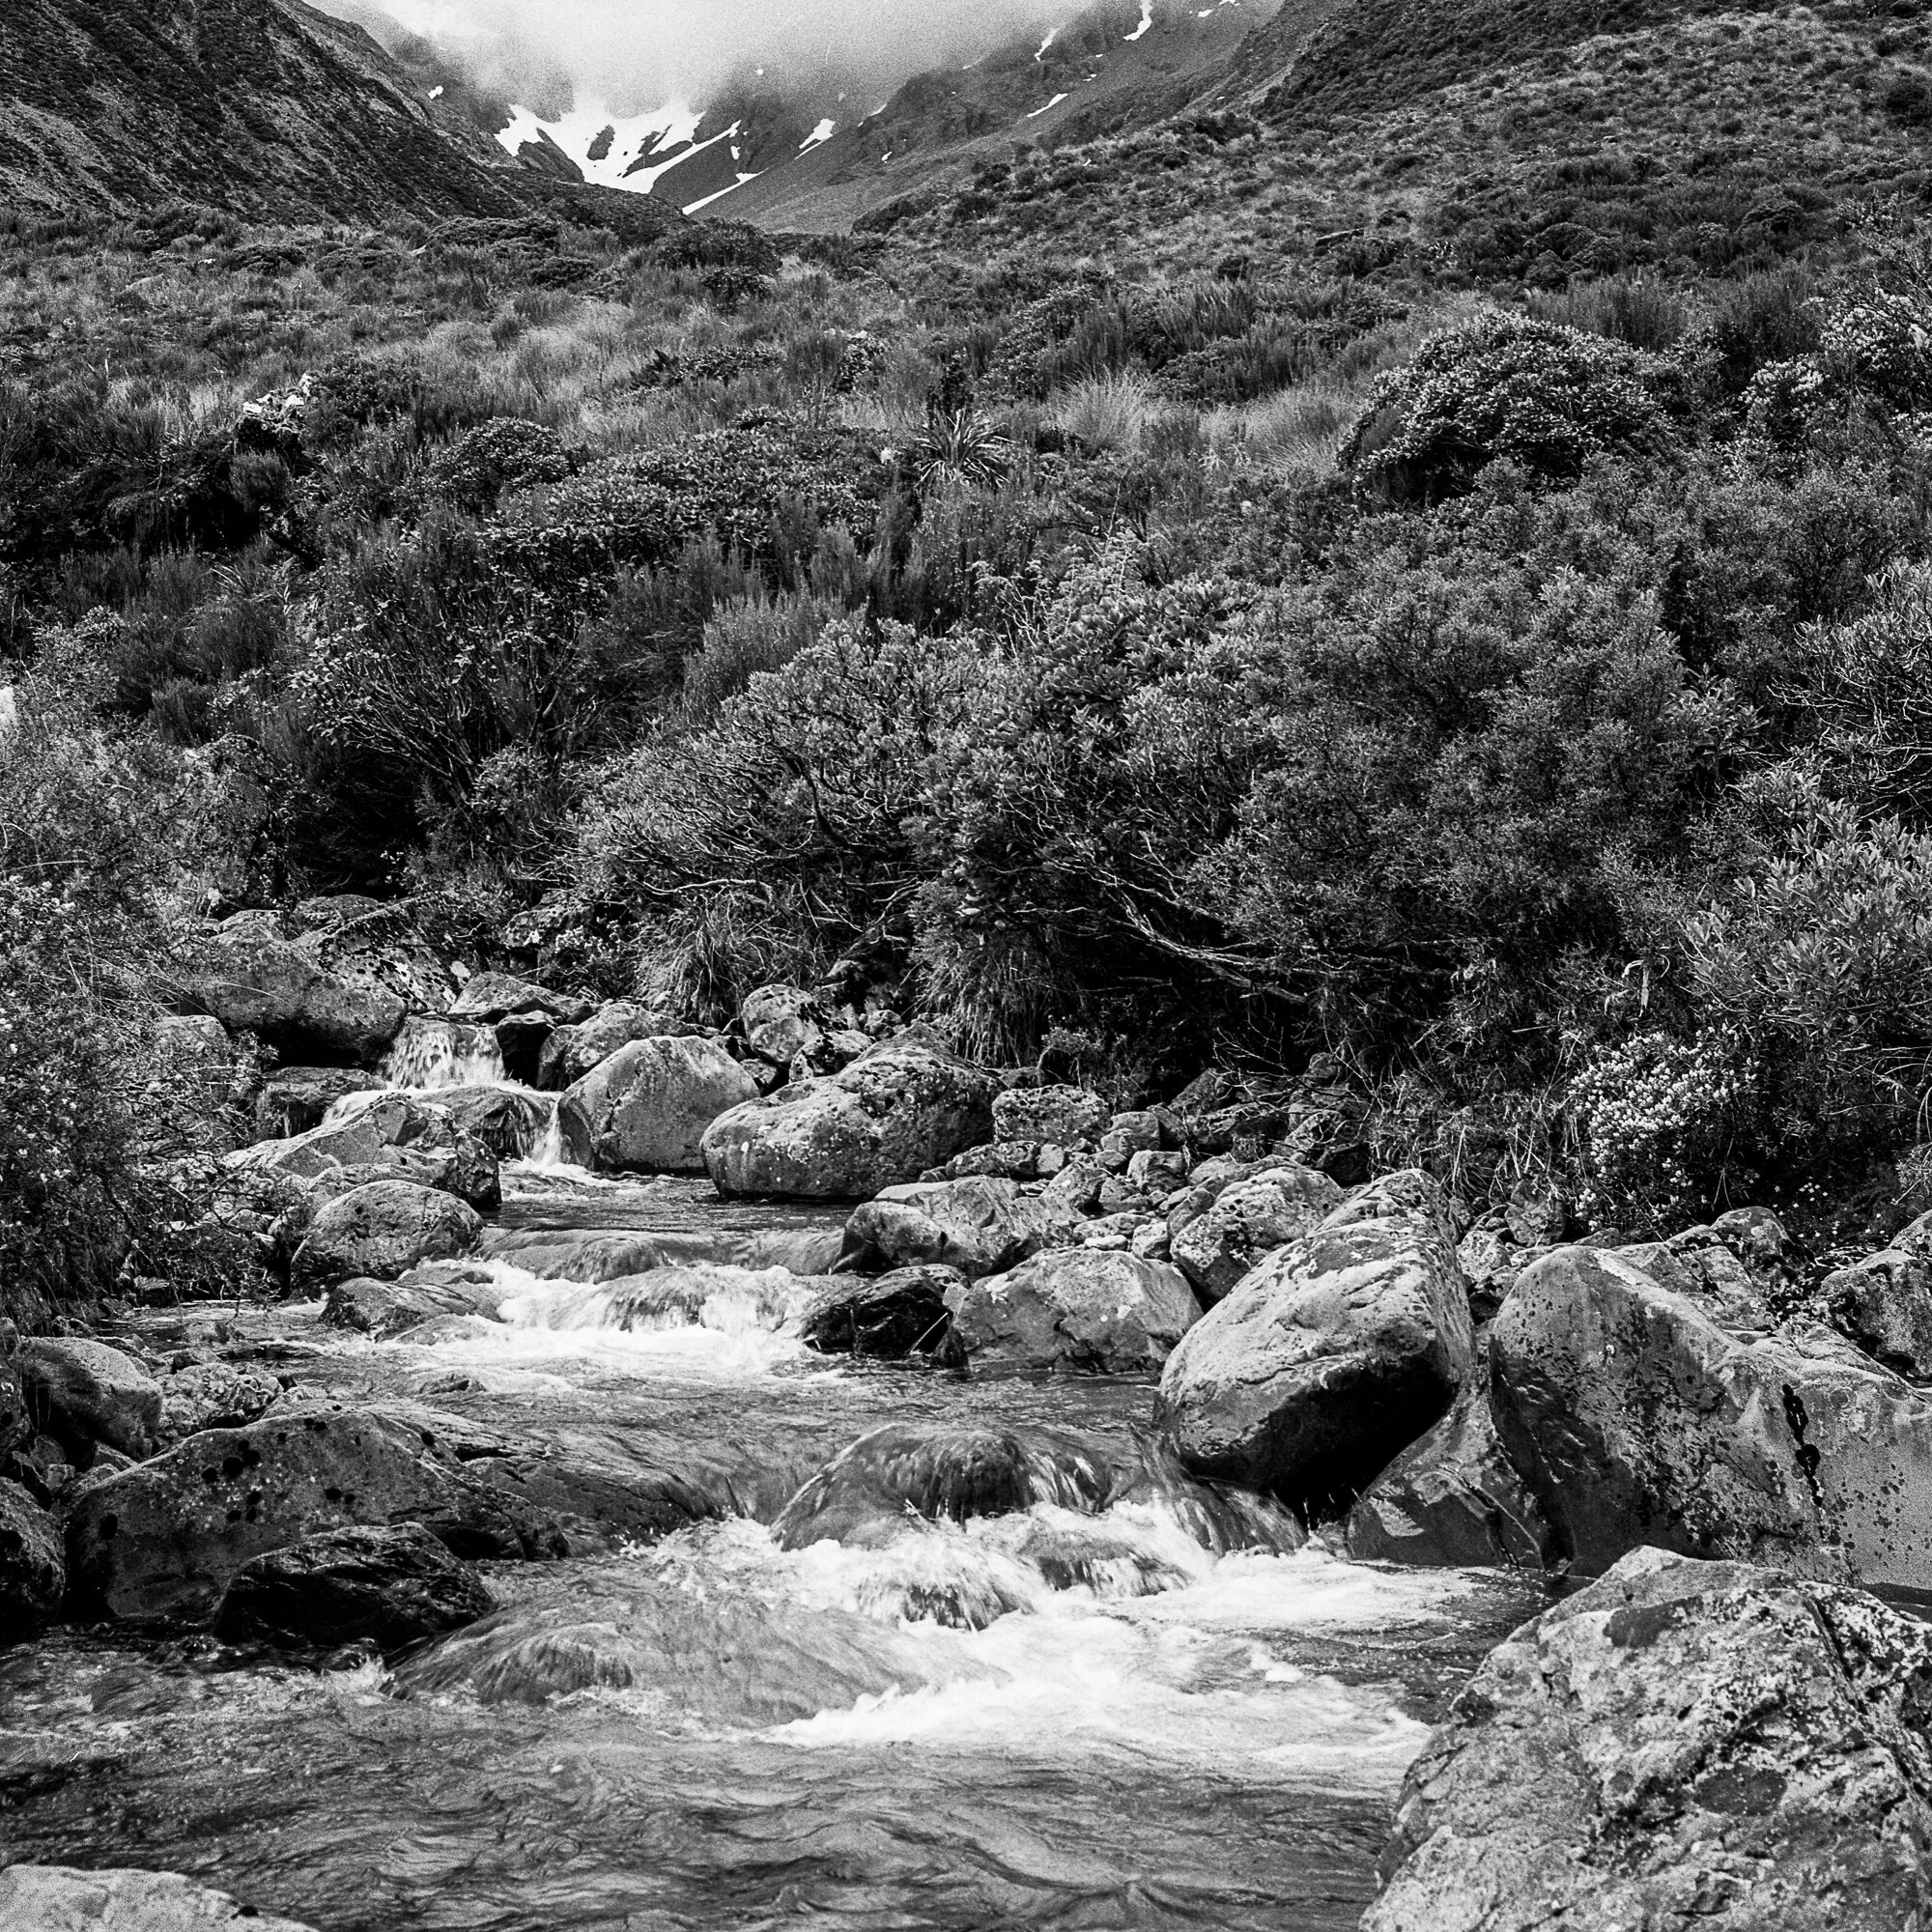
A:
321,0,1073,111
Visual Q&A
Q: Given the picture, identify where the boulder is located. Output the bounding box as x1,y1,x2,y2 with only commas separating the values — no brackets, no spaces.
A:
1167,1164,1344,1302
238,1094,499,1210
740,982,828,1065
1489,1245,1932,1587
291,1181,482,1289
435,1085,552,1159
214,1521,495,1650
15,1337,163,1462
800,1265,962,1357
253,1065,384,1138
991,1084,1110,1148
920,1140,1045,1183
1155,1170,1474,1519
1364,1548,1932,1932
291,902,453,1013
773,1421,1116,1548
157,1362,282,1439
557,1036,758,1174
1344,1384,1553,1570
62,1402,715,1622
1609,1229,1771,1328
944,1249,1201,1375
174,926,405,1065
0,1474,64,1625
1712,1204,1795,1275
0,1866,315,1931
447,970,588,1025
843,1176,1058,1279
1504,1176,1570,1246
701,1034,998,1200
322,1272,497,1340
536,1000,669,1090
1822,1248,1932,1376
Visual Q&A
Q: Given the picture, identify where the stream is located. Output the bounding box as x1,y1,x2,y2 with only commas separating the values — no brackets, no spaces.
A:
0,1070,1543,1931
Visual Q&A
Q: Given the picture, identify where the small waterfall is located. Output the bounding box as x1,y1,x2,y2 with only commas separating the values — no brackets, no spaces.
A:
528,1103,567,1171
382,1016,506,1090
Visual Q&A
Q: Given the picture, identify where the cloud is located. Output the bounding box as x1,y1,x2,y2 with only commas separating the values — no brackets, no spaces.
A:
327,0,1069,110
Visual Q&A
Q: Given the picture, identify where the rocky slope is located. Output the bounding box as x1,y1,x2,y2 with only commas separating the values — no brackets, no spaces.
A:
0,0,683,234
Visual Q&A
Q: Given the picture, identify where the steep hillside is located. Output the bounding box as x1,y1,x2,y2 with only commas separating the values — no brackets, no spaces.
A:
0,0,684,232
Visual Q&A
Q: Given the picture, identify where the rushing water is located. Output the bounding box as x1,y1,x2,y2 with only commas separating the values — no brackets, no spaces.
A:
0,1149,1543,1931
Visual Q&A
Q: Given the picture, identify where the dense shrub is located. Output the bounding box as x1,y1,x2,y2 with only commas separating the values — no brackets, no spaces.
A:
1340,311,1682,500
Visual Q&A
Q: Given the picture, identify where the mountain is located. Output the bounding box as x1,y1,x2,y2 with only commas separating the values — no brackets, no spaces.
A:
0,0,684,237
471,0,1291,231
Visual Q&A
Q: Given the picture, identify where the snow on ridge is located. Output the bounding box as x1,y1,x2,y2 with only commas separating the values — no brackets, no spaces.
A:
1124,0,1154,42
494,100,706,195
685,173,761,214
1025,92,1069,118
800,118,838,153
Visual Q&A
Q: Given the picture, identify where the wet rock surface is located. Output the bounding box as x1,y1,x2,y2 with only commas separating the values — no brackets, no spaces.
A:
1366,1548,1932,1931
15,1338,164,1463
215,1521,496,1651
556,1035,757,1174
799,1265,960,1357
1490,1244,1932,1586
0,1473,65,1624
291,1179,484,1288
843,1175,1059,1278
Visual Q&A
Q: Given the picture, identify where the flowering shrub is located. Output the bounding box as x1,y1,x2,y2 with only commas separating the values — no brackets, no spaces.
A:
1570,1029,1758,1228
1339,311,1677,500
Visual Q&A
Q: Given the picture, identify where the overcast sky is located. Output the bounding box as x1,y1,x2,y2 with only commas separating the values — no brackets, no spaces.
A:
332,0,1068,108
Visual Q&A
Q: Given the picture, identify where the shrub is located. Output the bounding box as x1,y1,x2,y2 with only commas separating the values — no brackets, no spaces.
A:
1339,310,1681,501
416,418,579,517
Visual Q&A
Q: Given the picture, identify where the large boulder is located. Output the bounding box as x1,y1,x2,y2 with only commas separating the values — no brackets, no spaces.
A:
1167,1163,1343,1302
537,1000,668,1090
237,1094,498,1209
556,1036,757,1174
701,1034,997,1200
800,1265,962,1358
434,1085,552,1160
214,1521,495,1651
943,1249,1201,1374
991,1083,1110,1148
15,1337,163,1462
448,970,588,1025
1155,1170,1474,1519
1490,1244,1932,1587
1365,1548,1932,1932
63,1402,715,1623
291,901,453,1013
321,1271,500,1340
290,1180,482,1289
1344,1383,1553,1570
1822,1247,1932,1376
173,924,405,1065
843,1176,1058,1279
740,982,828,1065
0,1475,64,1626
0,1867,315,1931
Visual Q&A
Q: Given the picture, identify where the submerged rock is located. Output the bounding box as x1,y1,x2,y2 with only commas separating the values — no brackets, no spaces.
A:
843,1175,1057,1279
0,1475,64,1627
291,1180,483,1289
0,1866,316,1931
15,1337,163,1463
1490,1244,1932,1587
215,1522,495,1651
773,1421,1117,1548
556,1036,757,1173
1156,1170,1474,1519
63,1402,717,1623
1344,1383,1552,1570
943,1249,1202,1375
700,1034,997,1200
1365,1548,1932,1932
800,1265,961,1357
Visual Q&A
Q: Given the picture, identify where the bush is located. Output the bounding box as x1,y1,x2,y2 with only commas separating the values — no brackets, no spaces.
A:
1339,310,1682,501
